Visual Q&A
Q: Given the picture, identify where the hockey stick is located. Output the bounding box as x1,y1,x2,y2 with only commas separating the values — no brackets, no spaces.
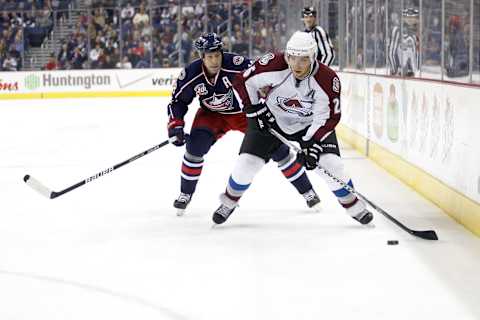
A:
24,138,175,199
268,128,438,240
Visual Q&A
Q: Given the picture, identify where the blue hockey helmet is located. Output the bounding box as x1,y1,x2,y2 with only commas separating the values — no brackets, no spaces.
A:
194,33,223,55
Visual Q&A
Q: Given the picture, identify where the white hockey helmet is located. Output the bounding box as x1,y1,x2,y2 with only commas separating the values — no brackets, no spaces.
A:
285,31,317,65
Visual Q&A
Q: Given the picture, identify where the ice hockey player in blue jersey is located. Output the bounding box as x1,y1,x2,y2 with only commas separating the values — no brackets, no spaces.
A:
167,33,321,215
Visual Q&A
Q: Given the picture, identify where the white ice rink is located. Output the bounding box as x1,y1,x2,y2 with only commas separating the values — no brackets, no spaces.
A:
1,97,480,320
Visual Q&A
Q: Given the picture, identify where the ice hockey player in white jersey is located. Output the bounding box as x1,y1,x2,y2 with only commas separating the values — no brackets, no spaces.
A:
167,33,321,216
212,31,373,225
302,6,335,66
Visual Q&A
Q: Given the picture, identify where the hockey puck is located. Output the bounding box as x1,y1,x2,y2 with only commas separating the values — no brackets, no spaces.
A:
387,240,399,245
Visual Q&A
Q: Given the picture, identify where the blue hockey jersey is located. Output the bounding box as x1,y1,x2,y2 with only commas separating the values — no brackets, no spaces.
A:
167,53,251,120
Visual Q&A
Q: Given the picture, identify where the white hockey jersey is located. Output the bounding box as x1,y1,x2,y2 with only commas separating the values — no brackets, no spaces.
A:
233,52,341,142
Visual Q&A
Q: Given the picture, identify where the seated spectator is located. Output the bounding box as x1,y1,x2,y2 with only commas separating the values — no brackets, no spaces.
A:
89,43,103,67
71,46,87,69
57,42,71,68
116,55,132,69
2,52,17,71
43,53,58,70
99,54,116,69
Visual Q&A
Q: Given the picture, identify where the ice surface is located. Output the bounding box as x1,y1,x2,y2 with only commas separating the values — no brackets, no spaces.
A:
1,97,479,320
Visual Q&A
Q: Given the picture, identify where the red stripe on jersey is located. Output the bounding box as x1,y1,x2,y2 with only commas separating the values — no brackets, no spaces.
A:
233,52,288,107
313,64,342,141
182,164,202,176
282,162,302,178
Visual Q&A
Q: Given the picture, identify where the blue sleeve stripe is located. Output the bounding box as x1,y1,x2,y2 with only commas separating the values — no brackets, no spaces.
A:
333,180,354,197
228,176,250,191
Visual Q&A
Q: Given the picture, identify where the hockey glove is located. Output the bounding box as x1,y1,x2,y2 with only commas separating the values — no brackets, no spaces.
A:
167,118,186,146
299,139,323,170
244,103,276,132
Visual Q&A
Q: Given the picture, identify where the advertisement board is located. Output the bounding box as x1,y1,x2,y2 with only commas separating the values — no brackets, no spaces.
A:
0,68,182,99
339,72,480,204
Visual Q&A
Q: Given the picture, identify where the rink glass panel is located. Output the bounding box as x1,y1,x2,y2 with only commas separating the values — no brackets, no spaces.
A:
420,1,442,80
443,0,472,83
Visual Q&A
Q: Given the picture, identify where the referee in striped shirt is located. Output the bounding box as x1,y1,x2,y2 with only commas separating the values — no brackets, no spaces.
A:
302,6,335,66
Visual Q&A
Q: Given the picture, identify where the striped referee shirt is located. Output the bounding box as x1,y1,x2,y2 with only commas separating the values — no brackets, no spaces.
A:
306,26,335,66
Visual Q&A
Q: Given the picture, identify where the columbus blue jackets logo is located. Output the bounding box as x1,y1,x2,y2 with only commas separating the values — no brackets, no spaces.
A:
276,96,313,117
202,90,234,111
233,56,245,65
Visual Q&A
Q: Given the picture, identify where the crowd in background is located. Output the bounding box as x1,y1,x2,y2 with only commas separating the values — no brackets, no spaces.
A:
0,0,287,71
0,0,477,82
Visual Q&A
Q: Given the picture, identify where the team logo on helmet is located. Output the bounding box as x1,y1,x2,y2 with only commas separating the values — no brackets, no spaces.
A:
276,96,313,117
233,56,245,65
194,83,208,96
202,90,234,111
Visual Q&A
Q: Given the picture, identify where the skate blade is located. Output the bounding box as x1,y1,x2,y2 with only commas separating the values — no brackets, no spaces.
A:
176,208,186,216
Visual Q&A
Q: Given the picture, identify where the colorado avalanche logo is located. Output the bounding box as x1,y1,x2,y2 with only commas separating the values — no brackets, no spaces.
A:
202,90,234,111
276,96,312,117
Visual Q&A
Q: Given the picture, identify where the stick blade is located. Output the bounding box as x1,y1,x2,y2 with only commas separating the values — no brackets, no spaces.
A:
412,230,439,240
23,175,53,199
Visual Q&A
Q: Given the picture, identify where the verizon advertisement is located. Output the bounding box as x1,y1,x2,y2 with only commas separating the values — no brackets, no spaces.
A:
339,72,480,204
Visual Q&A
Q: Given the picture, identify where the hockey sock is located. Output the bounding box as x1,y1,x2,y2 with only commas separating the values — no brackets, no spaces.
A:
180,153,204,194
277,154,312,194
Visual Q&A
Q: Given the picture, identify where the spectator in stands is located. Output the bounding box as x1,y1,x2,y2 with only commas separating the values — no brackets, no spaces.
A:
133,5,149,27
424,34,441,65
11,31,24,55
93,8,107,32
43,53,58,70
71,46,86,69
445,15,469,77
2,52,17,71
116,55,132,69
121,2,135,23
89,43,103,68
57,42,70,68
100,54,116,69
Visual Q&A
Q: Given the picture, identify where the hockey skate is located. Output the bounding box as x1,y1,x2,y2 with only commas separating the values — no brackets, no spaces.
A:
352,209,374,225
173,192,192,216
212,204,236,224
303,189,321,211
212,193,238,224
